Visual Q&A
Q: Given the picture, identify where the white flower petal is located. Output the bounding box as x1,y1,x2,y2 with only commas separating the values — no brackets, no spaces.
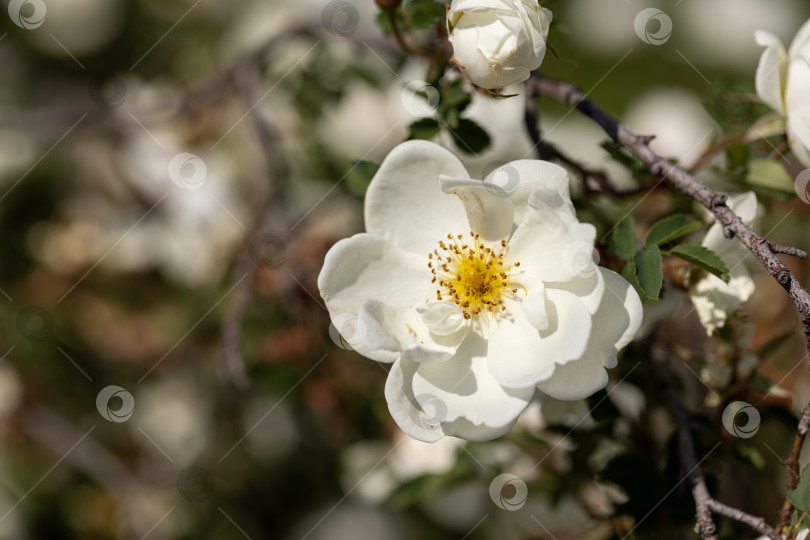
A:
787,18,810,60
361,299,468,363
487,289,592,388
365,141,470,255
537,268,643,400
482,159,570,225
754,30,787,115
508,186,596,284
439,176,515,241
521,285,549,330
787,112,810,168
385,333,534,441
417,301,465,336
689,267,756,335
318,233,432,362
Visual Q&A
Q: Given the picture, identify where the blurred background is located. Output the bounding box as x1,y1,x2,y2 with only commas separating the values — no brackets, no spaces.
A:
2,0,810,538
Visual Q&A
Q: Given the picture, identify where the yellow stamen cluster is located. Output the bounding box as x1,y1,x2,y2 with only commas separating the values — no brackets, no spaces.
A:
428,231,522,319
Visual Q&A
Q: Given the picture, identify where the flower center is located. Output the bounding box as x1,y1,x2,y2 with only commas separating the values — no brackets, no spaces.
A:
428,231,522,319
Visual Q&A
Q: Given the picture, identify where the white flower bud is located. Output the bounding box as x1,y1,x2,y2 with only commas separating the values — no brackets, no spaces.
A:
447,0,552,90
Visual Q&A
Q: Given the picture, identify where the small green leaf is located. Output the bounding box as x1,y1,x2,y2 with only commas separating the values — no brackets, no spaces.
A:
448,118,491,155
789,465,810,510
667,244,730,283
644,214,702,247
754,330,793,360
407,117,441,141
345,160,379,197
633,245,663,300
609,216,635,260
745,158,795,193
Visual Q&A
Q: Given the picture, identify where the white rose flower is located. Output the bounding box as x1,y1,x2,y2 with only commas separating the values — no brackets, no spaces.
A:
754,19,810,167
318,141,642,442
689,191,760,335
447,0,552,90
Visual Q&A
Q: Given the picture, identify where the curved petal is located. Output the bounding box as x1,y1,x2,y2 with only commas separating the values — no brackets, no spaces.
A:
365,141,470,255
537,268,642,400
507,186,595,284
486,288,592,388
360,299,469,363
787,112,810,168
787,18,810,60
439,176,515,241
318,234,432,362
385,333,534,441
482,159,570,226
754,30,787,115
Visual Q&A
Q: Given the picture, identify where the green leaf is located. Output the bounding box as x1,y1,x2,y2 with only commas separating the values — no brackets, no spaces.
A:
633,245,663,301
407,117,441,141
789,465,810,510
734,445,765,470
745,158,795,193
609,216,635,260
448,118,491,155
345,160,379,197
644,214,702,248
667,244,730,283
403,0,445,29
724,141,750,172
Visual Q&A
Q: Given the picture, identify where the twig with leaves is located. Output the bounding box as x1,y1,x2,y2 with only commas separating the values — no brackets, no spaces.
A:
526,74,810,354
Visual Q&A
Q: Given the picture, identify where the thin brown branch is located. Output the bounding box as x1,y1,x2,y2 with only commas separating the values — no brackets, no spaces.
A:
709,499,783,540
527,74,810,356
778,402,810,530
652,344,718,540
216,59,291,389
524,83,633,196
652,345,782,540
